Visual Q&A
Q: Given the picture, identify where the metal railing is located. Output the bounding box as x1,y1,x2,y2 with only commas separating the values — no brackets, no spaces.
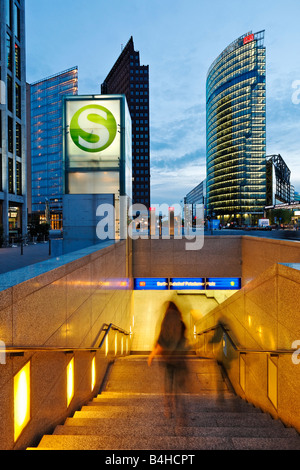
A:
196,321,300,431
4,323,131,357
197,323,295,356
2,322,132,449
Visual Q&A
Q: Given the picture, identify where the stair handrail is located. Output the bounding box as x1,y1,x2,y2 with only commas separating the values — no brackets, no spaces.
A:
3,323,131,357
197,323,295,356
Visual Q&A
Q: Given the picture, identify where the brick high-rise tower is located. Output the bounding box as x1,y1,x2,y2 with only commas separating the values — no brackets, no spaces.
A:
101,37,150,209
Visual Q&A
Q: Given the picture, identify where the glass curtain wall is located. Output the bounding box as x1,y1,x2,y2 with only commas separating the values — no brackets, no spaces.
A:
30,67,78,228
1,0,26,240
206,31,266,226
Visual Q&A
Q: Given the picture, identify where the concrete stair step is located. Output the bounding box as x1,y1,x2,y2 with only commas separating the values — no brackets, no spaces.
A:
88,398,262,413
71,410,284,428
54,421,298,439
230,437,300,450
34,434,300,450
26,357,300,451
80,404,262,416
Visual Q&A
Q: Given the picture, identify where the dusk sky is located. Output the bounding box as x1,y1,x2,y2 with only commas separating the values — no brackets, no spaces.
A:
25,0,300,205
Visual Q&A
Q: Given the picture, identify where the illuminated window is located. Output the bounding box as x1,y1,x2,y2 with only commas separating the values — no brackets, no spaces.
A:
8,158,14,193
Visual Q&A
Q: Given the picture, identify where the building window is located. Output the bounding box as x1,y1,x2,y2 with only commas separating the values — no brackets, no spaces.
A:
15,44,21,79
8,117,13,153
15,83,21,118
0,154,2,191
16,123,21,157
8,158,14,193
6,0,12,28
14,4,21,39
6,33,12,71
7,75,13,112
16,161,22,195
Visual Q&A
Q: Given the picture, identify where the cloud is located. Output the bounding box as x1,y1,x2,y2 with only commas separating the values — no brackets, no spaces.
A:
150,103,206,204
152,148,205,171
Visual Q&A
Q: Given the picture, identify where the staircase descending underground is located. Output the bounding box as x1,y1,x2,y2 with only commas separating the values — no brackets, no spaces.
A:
28,355,300,450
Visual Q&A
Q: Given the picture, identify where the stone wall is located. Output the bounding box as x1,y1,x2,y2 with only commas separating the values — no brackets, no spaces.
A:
195,262,300,432
242,235,300,285
0,241,133,450
133,237,242,278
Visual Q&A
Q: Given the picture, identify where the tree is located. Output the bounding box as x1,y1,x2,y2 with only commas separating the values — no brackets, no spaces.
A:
267,209,293,225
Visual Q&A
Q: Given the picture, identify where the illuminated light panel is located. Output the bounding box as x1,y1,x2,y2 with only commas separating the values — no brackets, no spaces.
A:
91,357,96,392
115,333,118,356
14,362,31,442
67,357,74,407
268,357,278,409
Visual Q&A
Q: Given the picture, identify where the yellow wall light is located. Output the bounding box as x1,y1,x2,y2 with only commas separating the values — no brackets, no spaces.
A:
14,361,31,442
115,333,118,356
91,356,96,392
105,335,109,357
67,357,74,407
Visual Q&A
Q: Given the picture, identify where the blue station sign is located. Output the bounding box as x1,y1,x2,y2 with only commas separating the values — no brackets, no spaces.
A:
134,278,241,291
206,277,241,290
169,278,206,290
134,278,169,290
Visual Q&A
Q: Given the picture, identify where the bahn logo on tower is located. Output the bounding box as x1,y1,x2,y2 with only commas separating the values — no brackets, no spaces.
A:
69,104,118,153
243,33,254,45
65,97,121,161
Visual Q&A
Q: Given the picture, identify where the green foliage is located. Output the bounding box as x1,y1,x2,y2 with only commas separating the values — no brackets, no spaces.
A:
267,209,293,224
28,217,50,240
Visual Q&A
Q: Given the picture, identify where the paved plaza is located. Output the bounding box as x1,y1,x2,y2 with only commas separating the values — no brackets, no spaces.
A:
0,242,51,275
0,229,298,276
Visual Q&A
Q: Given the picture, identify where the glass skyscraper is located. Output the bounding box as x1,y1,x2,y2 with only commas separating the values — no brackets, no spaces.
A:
206,31,266,225
0,0,27,242
29,67,78,228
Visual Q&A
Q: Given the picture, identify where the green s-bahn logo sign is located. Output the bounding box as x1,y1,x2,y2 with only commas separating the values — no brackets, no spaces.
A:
70,104,117,153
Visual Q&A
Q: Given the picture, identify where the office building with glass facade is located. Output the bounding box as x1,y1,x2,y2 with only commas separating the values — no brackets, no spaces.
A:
0,0,27,242
185,179,207,219
29,67,78,228
266,154,291,207
206,31,266,225
101,37,150,209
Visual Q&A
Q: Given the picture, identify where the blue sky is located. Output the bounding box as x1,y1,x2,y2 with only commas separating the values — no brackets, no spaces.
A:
25,0,300,205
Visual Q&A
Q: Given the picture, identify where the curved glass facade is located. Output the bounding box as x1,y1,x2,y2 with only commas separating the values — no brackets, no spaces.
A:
206,31,266,225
